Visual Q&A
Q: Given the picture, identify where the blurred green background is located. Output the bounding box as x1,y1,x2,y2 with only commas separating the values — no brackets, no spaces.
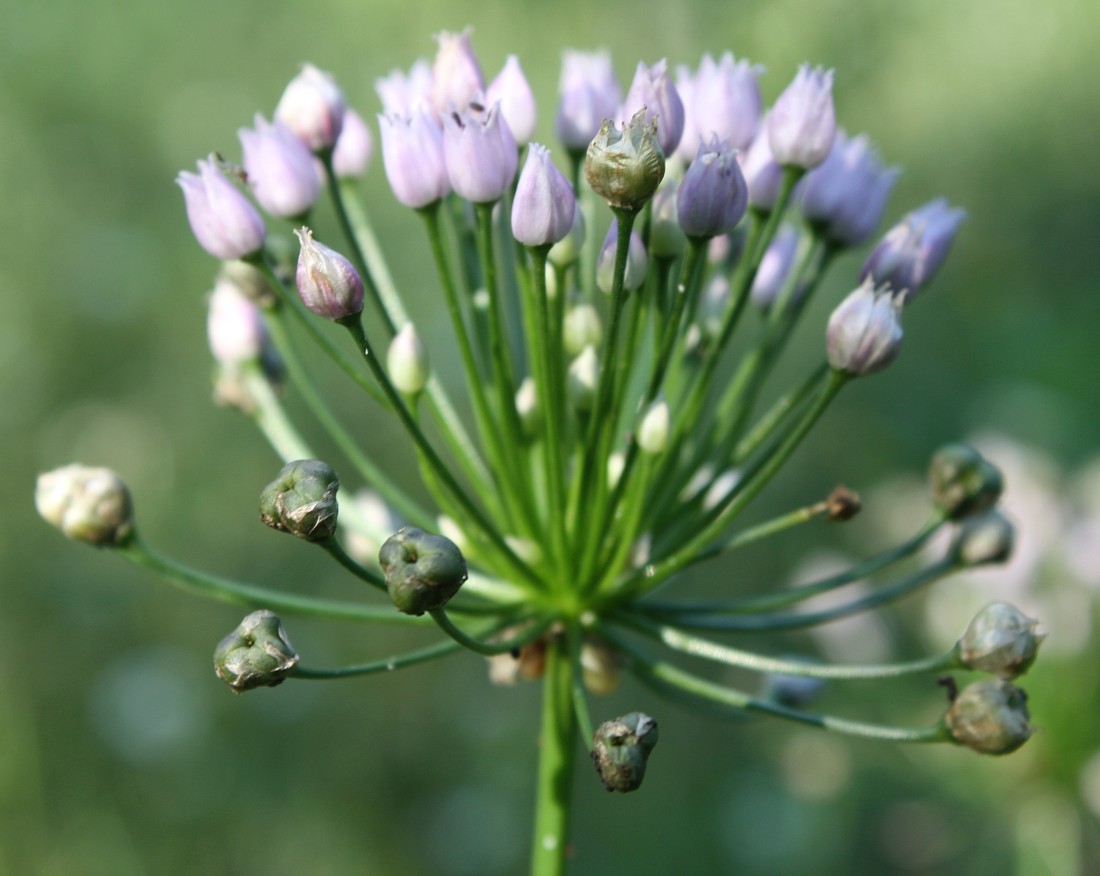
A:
4,0,1099,873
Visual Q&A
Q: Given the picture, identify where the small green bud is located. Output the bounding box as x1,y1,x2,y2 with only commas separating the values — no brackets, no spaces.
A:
35,464,133,546
958,602,1043,679
930,443,1004,520
379,526,468,615
584,109,666,211
591,712,659,792
387,322,430,396
946,678,1032,755
515,376,539,439
213,610,299,693
563,302,603,356
567,345,600,413
258,459,339,541
637,399,670,455
949,508,1015,567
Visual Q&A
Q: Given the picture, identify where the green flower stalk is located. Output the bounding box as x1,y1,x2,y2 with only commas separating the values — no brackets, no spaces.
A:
37,30,1039,876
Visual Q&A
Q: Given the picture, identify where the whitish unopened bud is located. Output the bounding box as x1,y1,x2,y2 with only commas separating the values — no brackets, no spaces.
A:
332,108,374,179
585,109,666,212
767,64,836,169
591,712,659,792
607,451,626,490
826,279,903,376
259,459,339,541
275,64,345,152
930,443,1004,520
379,526,468,615
511,144,575,246
637,400,670,454
176,155,266,261
293,227,364,321
515,376,539,438
568,345,600,413
563,302,603,355
958,602,1043,679
213,610,298,693
486,54,537,145
946,678,1032,755
387,323,430,396
950,508,1015,567
36,464,133,546
430,29,485,117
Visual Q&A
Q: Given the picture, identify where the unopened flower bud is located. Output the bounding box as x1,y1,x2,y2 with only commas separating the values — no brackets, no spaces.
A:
213,610,298,693
585,109,666,212
36,464,133,546
378,106,451,208
379,526,468,615
950,508,1015,567
581,637,622,695
767,64,836,169
443,103,518,204
567,345,600,413
563,302,603,355
511,144,575,246
218,259,277,307
826,280,903,376
958,602,1043,679
620,59,685,155
387,323,430,396
687,52,763,152
677,136,748,239
332,108,374,178
556,49,621,151
177,155,266,260
596,223,648,293
487,54,537,145
861,199,966,301
637,400,670,455
515,376,539,438
207,277,267,368
293,227,364,321
591,712,659,793
275,64,345,152
239,114,322,218
946,678,1032,755
826,484,861,521
930,443,1004,520
607,451,626,490
430,29,485,117
750,224,800,310
548,207,586,268
741,122,783,211
649,180,686,258
259,459,339,541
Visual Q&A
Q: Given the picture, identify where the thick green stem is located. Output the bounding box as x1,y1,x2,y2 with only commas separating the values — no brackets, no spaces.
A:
530,636,578,876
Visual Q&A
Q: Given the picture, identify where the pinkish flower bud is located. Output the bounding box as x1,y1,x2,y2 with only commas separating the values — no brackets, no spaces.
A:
375,60,433,117
597,223,648,293
487,55,537,145
741,122,784,211
293,227,364,321
443,103,518,204
176,155,266,260
378,106,451,208
332,108,373,179
799,130,899,247
430,29,485,116
861,198,966,301
687,52,763,152
275,64,345,152
239,114,321,218
584,109,666,211
207,276,267,367
676,136,748,239
768,64,836,169
555,49,621,151
826,280,903,376
511,144,576,246
620,59,685,155
750,224,801,310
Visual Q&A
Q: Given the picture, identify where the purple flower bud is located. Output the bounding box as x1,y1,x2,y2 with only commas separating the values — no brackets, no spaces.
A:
799,130,900,247
487,55,537,145
378,106,451,208
207,276,267,367
750,224,801,309
584,109,666,211
826,279,904,376
332,108,374,179
443,103,518,204
293,227,364,321
676,136,748,239
176,155,266,260
239,114,321,218
620,59,685,155
275,64,345,152
768,64,836,169
861,198,966,300
555,49,621,151
430,29,484,116
740,122,784,211
688,52,763,152
375,59,433,117
596,223,648,293
672,63,699,164
511,144,576,247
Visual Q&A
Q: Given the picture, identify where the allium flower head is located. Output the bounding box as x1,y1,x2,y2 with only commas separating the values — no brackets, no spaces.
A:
555,49,621,151
620,59,685,155
430,28,484,116
176,155,266,260
487,55,537,145
676,136,748,239
826,279,904,376
293,227,364,321
331,108,374,179
585,109,666,211
275,63,346,151
511,144,576,247
768,64,836,169
443,102,519,204
378,106,451,208
239,114,321,218
861,198,967,300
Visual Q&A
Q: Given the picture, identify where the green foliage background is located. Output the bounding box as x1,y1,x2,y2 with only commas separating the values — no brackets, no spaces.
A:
3,0,1098,873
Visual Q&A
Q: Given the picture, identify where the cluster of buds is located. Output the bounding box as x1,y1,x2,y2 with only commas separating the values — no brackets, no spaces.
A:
36,27,1030,871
